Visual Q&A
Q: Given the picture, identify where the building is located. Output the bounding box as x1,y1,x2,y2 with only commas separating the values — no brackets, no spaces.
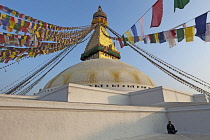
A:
0,6,210,140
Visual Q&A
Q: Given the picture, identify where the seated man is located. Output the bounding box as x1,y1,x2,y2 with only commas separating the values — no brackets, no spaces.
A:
167,121,177,134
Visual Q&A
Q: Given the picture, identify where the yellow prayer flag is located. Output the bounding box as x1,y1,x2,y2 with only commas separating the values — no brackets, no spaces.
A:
42,50,46,55
154,33,159,43
21,20,25,27
34,23,37,29
20,39,25,46
7,28,13,32
2,13,7,18
9,20,16,29
11,11,16,16
36,31,40,38
125,31,134,44
28,52,33,57
185,26,195,42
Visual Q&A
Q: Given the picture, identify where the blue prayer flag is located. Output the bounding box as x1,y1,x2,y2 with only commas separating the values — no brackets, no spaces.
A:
131,24,139,43
195,13,208,41
158,31,166,43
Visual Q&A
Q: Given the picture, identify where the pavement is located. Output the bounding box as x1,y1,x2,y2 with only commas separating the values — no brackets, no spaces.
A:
124,133,210,140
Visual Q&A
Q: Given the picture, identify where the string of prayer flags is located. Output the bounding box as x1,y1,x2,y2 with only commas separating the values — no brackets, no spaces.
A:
176,28,185,42
174,0,190,12
195,13,208,41
185,26,194,42
151,0,163,28
131,24,139,43
125,31,134,44
0,4,90,32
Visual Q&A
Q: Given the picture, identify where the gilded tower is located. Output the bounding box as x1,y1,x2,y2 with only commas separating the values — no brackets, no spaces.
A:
80,6,121,61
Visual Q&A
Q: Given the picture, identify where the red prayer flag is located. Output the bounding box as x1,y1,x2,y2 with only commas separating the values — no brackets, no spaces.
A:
118,38,124,48
150,0,163,28
0,5,4,10
170,29,177,38
0,34,5,43
19,14,24,19
4,57,11,63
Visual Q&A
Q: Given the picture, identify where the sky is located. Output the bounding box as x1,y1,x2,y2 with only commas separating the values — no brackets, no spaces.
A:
1,0,210,95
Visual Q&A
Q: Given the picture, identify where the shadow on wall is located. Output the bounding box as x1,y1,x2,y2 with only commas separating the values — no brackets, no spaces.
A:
107,94,130,105
80,110,168,140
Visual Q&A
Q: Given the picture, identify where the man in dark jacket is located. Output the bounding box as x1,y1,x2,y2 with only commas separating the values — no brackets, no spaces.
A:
167,121,177,134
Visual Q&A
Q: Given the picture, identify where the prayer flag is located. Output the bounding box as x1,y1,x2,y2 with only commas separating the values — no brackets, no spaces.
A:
174,0,190,12
139,17,145,38
131,24,139,43
195,13,207,41
158,31,166,43
125,31,134,44
144,35,149,44
170,30,177,38
164,31,176,48
149,34,156,43
176,28,184,42
4,57,11,63
185,26,194,42
205,23,210,42
151,0,163,27
154,33,159,43
118,38,124,48
0,34,5,43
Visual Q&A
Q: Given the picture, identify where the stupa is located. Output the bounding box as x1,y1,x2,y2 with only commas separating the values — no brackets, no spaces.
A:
44,6,155,92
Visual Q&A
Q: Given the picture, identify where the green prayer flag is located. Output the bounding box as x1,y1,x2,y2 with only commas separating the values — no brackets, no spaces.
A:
176,28,184,42
174,0,190,12
149,34,156,43
14,23,21,31
122,35,128,46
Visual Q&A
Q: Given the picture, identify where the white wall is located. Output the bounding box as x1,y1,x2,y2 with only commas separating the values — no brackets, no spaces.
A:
162,87,193,102
0,98,167,140
37,85,68,102
68,83,130,105
37,85,200,106
193,94,208,102
167,104,210,134
129,87,164,106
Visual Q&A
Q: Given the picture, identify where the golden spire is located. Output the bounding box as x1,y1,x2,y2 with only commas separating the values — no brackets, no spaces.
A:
81,6,121,61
